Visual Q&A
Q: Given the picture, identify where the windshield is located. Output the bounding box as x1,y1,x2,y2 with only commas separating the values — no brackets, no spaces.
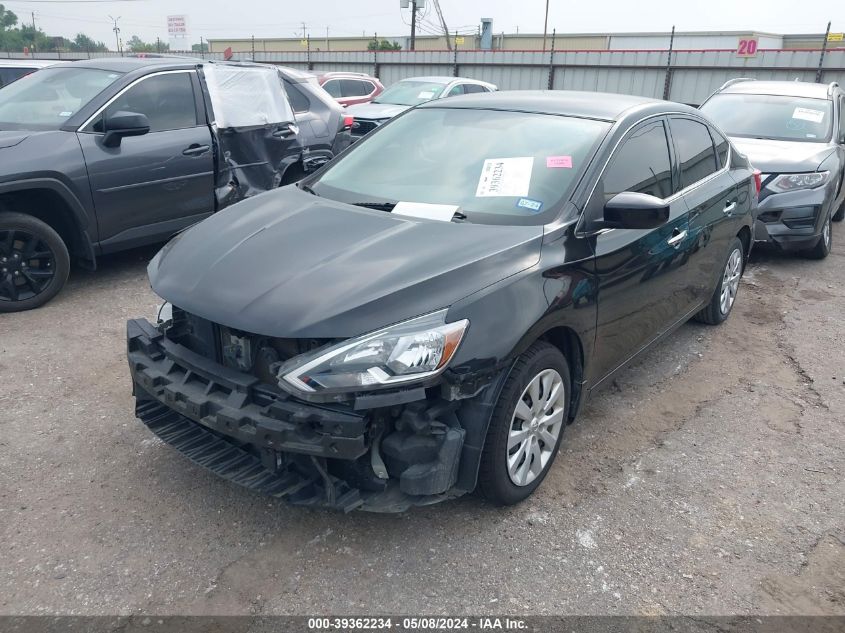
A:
310,107,610,224
373,80,447,106
701,94,833,143
0,66,122,131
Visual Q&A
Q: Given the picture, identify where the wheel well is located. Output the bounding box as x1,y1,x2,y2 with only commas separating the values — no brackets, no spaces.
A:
538,326,585,420
280,162,306,186
737,225,751,260
0,189,86,259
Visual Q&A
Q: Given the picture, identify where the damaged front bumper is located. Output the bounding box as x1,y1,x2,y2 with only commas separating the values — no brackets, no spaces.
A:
127,318,476,512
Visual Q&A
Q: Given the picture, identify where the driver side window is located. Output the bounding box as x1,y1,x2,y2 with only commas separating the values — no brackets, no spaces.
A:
602,120,673,201
94,72,198,134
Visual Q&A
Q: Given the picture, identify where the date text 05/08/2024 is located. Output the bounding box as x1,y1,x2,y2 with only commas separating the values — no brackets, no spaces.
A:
307,617,528,630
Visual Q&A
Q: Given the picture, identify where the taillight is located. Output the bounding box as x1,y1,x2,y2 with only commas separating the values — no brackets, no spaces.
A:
753,169,762,195
343,116,354,129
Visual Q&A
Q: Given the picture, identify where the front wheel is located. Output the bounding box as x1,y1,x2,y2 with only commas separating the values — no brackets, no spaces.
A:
800,212,832,260
694,237,744,325
478,342,570,505
0,212,70,313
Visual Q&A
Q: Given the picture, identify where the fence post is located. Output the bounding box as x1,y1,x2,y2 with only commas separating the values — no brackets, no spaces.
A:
453,30,459,77
251,35,255,60
547,29,556,90
373,35,379,79
662,25,675,100
307,35,312,70
816,21,831,83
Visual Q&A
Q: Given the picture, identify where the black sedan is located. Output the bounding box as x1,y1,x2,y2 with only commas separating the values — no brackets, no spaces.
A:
127,91,757,511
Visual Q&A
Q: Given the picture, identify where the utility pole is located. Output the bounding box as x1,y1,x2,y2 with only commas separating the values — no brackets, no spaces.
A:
816,21,832,83
31,12,37,53
410,0,417,51
326,27,330,52
433,0,450,51
108,15,121,55
542,0,550,52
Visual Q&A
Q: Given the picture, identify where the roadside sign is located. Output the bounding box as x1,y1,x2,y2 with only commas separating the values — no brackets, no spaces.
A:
300,39,308,47
828,33,844,42
455,36,465,45
736,37,759,57
223,46,233,60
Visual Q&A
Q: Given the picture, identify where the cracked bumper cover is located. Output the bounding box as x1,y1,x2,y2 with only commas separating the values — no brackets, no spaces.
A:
127,318,474,511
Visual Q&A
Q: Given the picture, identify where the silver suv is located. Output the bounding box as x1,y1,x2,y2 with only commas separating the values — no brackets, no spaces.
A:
701,79,845,259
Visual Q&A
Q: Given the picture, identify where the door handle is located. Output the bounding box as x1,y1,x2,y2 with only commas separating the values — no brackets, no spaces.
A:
667,230,687,247
182,144,210,156
724,201,737,215
273,123,299,138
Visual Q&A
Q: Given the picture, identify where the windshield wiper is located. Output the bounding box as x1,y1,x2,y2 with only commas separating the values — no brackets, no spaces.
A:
351,201,396,211
298,183,318,196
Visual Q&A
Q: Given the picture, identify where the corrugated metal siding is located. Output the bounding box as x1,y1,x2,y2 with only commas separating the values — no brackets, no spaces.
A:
11,48,844,106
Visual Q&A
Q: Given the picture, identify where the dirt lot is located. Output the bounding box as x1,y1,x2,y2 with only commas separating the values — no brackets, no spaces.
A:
1,234,843,616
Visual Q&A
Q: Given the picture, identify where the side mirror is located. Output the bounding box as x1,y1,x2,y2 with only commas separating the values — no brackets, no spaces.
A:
102,110,150,147
603,192,670,230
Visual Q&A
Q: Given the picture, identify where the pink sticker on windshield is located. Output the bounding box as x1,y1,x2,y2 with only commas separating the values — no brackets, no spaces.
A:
546,156,573,168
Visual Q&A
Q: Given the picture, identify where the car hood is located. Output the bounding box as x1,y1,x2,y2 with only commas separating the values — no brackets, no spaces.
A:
149,187,543,338
0,131,32,149
345,102,410,120
729,137,835,173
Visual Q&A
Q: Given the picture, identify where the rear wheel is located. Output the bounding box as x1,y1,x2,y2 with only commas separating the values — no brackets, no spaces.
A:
478,342,570,505
800,212,832,260
694,237,744,325
0,212,70,313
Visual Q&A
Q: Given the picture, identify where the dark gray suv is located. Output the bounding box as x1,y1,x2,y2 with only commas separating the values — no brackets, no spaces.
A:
701,79,845,259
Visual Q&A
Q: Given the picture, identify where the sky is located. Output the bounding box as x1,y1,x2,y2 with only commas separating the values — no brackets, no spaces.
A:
1,0,841,47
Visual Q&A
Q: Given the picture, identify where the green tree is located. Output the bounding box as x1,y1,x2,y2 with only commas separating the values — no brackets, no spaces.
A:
367,39,401,51
192,41,208,53
0,3,17,30
126,35,169,53
69,33,108,52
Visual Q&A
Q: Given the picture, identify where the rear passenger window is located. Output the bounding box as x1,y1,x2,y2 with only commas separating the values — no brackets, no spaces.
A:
322,80,342,98
0,67,32,88
602,120,673,200
341,79,373,97
284,80,310,113
710,127,730,168
672,118,719,190
463,84,487,94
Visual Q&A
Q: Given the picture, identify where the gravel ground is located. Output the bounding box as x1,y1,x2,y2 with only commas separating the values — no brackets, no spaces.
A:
0,234,843,617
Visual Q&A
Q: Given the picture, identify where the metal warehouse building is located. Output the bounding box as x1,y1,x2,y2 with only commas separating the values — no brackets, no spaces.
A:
206,29,838,53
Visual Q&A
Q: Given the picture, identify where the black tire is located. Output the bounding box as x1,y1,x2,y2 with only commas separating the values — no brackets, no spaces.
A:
800,211,832,260
478,341,570,505
694,237,744,325
0,212,70,313
831,198,844,222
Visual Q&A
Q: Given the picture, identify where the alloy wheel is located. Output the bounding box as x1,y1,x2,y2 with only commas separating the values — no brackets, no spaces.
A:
823,215,831,249
507,368,566,486
719,248,742,316
0,228,56,303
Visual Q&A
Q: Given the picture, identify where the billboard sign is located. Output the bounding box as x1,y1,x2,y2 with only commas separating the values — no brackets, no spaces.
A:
167,15,189,50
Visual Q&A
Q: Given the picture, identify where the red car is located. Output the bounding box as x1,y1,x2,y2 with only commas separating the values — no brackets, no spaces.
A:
318,72,384,107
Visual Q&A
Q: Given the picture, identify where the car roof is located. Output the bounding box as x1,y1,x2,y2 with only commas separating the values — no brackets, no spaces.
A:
400,76,480,85
720,80,834,100
0,59,59,68
418,90,696,122
70,56,273,74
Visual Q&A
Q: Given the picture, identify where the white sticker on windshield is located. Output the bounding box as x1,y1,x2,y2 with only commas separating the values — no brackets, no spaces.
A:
476,157,534,197
418,90,436,99
59,111,73,117
392,201,459,222
792,107,825,123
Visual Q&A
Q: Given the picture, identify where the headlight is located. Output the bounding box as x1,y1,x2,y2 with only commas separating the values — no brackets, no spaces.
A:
277,310,468,396
767,171,829,192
